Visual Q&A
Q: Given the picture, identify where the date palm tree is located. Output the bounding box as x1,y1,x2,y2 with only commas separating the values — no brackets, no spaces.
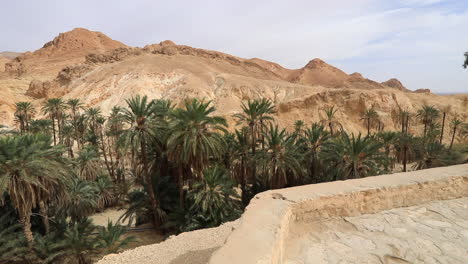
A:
304,123,330,183
416,104,440,137
42,98,67,145
321,133,387,180
392,108,412,133
319,106,343,136
168,99,227,206
233,99,275,191
361,107,379,136
0,134,69,246
449,117,463,149
439,105,451,144
14,102,35,134
230,128,251,204
186,166,242,230
67,99,84,149
120,95,159,227
62,178,99,224
258,124,303,189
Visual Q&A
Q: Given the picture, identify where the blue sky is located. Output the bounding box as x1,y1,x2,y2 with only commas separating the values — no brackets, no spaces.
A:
1,0,467,93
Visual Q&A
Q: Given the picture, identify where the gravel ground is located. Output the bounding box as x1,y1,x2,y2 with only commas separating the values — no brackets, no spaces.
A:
97,220,239,264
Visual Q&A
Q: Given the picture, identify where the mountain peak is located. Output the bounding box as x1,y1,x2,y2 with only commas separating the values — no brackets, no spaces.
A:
38,27,127,55
304,58,328,69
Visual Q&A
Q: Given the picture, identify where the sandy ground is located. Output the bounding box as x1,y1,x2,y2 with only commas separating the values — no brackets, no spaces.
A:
284,197,468,264
90,208,130,226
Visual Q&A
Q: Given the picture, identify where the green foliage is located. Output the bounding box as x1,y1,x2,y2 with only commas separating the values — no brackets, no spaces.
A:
62,177,98,224
1,94,467,263
95,221,136,254
321,133,388,180
182,166,242,231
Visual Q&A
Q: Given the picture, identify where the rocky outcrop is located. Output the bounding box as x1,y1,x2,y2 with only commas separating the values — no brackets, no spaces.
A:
26,80,60,98
414,88,432,94
382,78,410,92
85,47,143,64
56,64,92,85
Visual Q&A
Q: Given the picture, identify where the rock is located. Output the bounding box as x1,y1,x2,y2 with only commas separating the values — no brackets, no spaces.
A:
382,78,411,92
414,88,431,94
26,80,59,98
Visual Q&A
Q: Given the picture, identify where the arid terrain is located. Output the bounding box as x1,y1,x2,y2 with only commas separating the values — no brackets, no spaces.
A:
1,28,466,133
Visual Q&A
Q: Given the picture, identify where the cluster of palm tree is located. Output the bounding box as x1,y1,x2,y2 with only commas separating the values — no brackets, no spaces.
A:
1,96,467,263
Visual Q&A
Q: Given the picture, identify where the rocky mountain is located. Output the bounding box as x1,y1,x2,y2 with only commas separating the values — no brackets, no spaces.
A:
4,28,127,78
0,28,466,133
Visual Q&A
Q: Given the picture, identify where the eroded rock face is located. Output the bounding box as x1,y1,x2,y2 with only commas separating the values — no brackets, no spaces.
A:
26,80,60,98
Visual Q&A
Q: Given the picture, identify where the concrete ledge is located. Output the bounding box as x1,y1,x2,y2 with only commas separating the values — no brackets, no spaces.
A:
209,164,468,264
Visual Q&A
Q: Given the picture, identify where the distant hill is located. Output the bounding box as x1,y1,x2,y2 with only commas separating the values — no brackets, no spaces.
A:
0,51,21,59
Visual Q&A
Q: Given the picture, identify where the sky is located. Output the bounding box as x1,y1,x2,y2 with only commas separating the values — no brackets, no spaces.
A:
1,0,467,93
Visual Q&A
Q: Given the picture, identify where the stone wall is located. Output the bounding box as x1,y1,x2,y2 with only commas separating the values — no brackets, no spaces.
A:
209,164,468,264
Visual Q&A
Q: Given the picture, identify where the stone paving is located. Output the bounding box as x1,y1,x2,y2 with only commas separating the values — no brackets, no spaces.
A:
284,197,468,264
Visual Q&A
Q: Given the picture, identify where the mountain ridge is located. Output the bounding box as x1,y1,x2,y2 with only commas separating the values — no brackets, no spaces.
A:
0,28,466,134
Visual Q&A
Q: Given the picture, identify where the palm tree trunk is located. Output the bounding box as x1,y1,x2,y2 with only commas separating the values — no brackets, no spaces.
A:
141,140,160,228
178,167,185,208
240,156,247,204
19,212,34,247
423,120,427,136
405,115,409,133
450,126,457,149
39,201,50,234
403,144,407,172
367,118,370,136
51,117,57,145
329,122,334,136
250,124,257,192
100,131,114,180
440,112,446,144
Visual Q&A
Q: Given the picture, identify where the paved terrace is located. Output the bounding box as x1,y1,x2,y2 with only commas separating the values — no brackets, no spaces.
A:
98,164,468,264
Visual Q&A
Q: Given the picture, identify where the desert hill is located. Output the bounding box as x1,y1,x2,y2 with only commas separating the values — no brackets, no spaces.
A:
4,28,127,79
0,28,466,134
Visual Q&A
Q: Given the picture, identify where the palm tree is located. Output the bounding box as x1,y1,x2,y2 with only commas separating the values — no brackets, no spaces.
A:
230,128,251,204
29,119,52,135
63,178,99,224
186,166,242,230
293,120,305,136
392,108,411,133
376,131,398,171
319,106,343,136
0,134,69,246
304,123,330,183
439,105,451,144
168,99,227,206
394,132,415,172
321,133,387,180
76,146,102,180
67,99,83,149
258,124,303,189
14,102,35,134
95,221,136,254
120,95,159,226
449,117,463,149
416,104,440,137
233,99,275,191
42,98,67,145
361,107,379,135
60,218,99,264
